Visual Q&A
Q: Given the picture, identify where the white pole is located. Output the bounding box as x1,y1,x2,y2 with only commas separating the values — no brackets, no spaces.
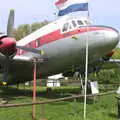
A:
83,9,89,119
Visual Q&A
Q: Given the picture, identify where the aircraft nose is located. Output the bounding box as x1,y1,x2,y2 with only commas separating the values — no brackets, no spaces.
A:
104,27,119,47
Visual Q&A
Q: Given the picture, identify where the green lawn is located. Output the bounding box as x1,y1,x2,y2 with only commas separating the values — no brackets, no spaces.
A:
0,86,118,120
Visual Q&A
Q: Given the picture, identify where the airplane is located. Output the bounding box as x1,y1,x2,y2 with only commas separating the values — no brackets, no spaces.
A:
0,9,119,85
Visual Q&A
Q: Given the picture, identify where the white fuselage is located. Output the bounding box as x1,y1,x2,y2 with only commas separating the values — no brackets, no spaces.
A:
6,16,119,84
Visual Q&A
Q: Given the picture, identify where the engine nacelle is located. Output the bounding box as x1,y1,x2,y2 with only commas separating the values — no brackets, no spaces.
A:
0,35,17,57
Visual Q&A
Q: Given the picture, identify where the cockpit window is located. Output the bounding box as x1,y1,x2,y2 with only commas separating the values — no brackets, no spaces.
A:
72,21,77,28
69,24,72,30
62,19,86,33
62,23,69,32
77,20,83,25
84,20,92,25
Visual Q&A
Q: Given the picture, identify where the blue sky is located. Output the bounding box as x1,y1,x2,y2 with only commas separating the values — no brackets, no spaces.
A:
0,0,120,32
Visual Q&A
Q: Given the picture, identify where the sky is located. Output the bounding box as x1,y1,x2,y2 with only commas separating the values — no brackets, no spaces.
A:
0,0,120,33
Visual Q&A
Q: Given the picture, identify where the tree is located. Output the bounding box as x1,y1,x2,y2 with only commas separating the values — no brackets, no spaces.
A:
31,20,49,32
13,20,49,40
13,24,30,40
89,68,120,84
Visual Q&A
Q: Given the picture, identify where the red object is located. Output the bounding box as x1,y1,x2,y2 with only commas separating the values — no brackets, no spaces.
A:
107,51,114,57
32,60,37,120
55,0,67,5
33,61,36,102
0,37,16,56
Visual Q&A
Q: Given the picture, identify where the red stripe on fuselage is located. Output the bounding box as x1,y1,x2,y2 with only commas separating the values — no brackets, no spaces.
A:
16,27,113,55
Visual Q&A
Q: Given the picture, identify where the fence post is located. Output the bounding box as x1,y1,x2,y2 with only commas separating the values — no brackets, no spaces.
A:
40,104,45,120
32,58,37,120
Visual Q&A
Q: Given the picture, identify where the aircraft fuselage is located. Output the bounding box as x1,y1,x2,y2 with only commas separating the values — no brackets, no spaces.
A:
2,16,119,84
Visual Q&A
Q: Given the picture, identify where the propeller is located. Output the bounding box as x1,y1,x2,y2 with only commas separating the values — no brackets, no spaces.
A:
0,9,16,84
0,9,16,57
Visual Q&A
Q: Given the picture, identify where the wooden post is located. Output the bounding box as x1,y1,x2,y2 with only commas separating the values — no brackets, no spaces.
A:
32,59,37,120
40,104,45,120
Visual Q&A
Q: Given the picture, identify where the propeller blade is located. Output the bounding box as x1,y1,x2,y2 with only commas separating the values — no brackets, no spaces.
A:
16,45,44,55
7,9,14,37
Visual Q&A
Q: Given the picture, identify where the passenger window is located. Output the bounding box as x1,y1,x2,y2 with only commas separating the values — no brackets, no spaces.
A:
77,20,83,25
72,21,77,28
62,23,69,32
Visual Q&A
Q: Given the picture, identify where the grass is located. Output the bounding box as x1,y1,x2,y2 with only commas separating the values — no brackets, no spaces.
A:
0,86,118,120
112,48,120,59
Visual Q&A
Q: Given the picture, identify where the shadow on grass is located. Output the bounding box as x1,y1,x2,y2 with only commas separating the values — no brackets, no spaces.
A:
0,86,81,99
0,86,96,105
